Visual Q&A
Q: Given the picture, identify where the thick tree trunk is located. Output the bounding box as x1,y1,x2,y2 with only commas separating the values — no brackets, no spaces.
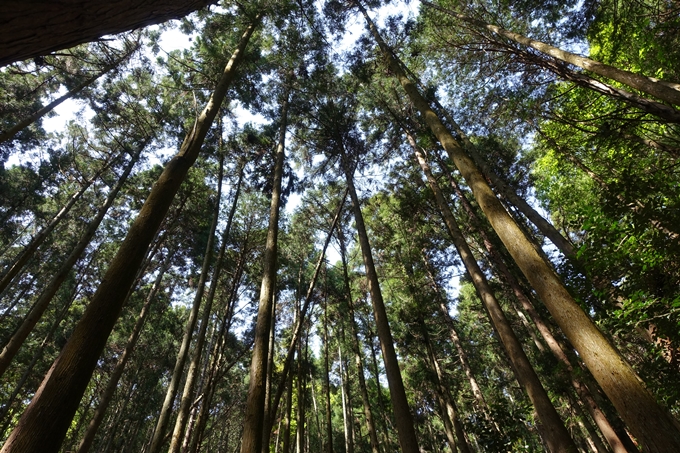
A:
0,19,257,453
408,134,577,452
76,251,174,453
0,145,142,378
240,87,290,453
343,159,421,453
420,0,680,106
0,0,216,67
360,5,680,450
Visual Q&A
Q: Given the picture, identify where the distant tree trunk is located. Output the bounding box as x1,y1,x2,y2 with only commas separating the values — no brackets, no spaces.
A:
295,330,306,453
240,85,290,453
0,19,258,453
421,323,471,453
0,0,216,66
408,133,577,452
342,154,420,453
76,250,174,453
361,3,680,448
337,226,381,453
323,293,334,453
338,342,354,453
281,362,294,453
0,144,143,378
420,0,680,106
149,155,224,453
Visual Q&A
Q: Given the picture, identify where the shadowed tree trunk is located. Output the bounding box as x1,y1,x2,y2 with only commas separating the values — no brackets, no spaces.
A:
359,4,680,450
0,0,216,66
0,19,258,453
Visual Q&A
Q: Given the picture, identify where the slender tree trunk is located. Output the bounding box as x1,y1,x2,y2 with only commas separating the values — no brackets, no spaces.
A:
167,156,228,453
421,324,471,453
342,154,421,453
0,19,258,453
323,290,334,453
408,133,577,452
0,144,142,378
337,226,381,453
338,342,354,453
150,155,224,453
295,330,306,453
241,86,290,453
76,250,174,453
281,362,294,453
261,294,278,453
420,0,680,106
360,5,680,450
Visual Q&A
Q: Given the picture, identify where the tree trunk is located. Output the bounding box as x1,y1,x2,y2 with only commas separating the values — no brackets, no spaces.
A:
149,154,224,453
76,250,174,453
338,342,354,453
0,0,216,66
420,0,680,106
0,19,258,453
0,144,142,378
240,85,290,453
342,154,421,453
360,5,680,450
323,288,334,453
337,226,381,453
408,133,577,452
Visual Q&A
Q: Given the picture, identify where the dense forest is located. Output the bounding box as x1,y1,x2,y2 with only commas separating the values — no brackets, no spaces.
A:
1,0,679,452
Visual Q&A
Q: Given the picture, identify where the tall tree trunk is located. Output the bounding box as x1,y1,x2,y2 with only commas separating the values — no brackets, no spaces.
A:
421,323,471,453
240,85,290,453
420,0,680,106
441,160,633,453
338,342,354,453
150,154,224,453
0,0,216,66
0,144,143,378
408,133,577,452
0,19,258,453
323,288,334,453
281,359,295,453
337,226,381,453
261,294,278,453
342,154,421,453
295,329,306,453
76,250,174,453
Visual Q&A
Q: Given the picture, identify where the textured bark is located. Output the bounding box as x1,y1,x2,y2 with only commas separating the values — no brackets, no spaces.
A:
409,135,576,452
76,252,174,453
0,19,257,453
241,87,289,453
0,145,142,378
0,0,216,66
343,159,420,453
360,5,680,450
420,0,680,106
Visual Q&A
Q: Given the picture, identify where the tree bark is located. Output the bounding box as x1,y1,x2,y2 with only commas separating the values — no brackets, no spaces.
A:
360,5,680,450
0,0,216,67
408,135,576,452
240,85,290,453
342,155,421,453
0,19,258,453
323,294,334,453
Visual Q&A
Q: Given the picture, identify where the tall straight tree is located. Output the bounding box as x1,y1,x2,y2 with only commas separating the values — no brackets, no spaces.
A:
356,3,680,451
0,16,260,453
240,83,291,453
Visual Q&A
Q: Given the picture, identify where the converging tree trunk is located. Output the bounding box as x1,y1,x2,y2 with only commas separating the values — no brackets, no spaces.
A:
0,19,258,453
358,4,680,450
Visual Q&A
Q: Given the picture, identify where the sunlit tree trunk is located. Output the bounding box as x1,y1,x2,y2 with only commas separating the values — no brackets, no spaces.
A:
359,4,680,449
0,19,258,453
